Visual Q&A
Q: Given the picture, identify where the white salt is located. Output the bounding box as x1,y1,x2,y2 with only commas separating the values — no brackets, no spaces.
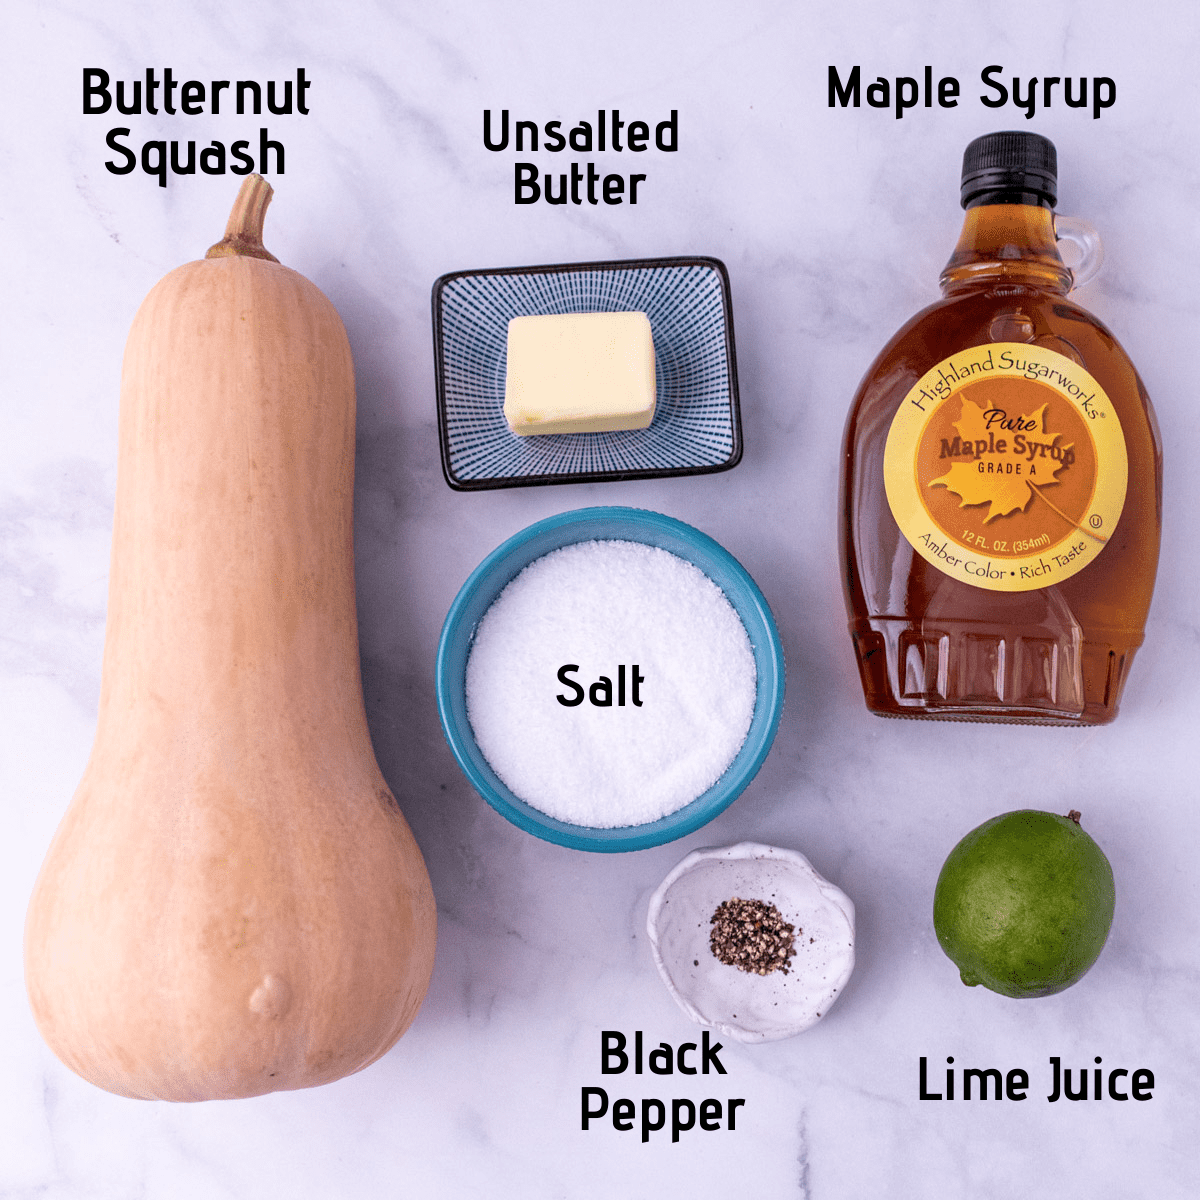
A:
465,539,758,828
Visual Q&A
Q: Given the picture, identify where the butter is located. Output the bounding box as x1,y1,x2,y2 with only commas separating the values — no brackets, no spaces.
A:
503,311,656,436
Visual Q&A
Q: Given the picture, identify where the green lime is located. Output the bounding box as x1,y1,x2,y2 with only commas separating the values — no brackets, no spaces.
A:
933,809,1115,999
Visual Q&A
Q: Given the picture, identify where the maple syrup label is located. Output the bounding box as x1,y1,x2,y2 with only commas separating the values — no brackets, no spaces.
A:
884,343,1127,592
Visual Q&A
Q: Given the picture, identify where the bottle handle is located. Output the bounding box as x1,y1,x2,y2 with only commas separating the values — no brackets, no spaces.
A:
1054,214,1103,291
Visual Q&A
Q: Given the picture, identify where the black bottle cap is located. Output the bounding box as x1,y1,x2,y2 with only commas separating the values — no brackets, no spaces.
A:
960,131,1058,209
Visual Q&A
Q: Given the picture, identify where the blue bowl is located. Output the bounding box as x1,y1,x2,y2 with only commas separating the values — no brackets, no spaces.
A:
432,257,742,490
436,507,785,852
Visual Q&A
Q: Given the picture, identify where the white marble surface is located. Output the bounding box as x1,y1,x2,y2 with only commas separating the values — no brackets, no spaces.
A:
3,0,1198,1195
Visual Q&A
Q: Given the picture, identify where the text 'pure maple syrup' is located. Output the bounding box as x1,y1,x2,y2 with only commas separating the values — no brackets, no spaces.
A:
841,131,1162,725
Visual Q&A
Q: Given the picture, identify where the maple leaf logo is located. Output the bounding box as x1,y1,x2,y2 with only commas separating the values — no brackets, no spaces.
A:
928,395,1072,523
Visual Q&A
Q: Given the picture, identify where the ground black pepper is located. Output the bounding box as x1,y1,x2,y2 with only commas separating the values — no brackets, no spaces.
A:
709,897,797,976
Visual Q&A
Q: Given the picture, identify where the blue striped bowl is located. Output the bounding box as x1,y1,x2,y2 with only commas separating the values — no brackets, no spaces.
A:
432,257,742,490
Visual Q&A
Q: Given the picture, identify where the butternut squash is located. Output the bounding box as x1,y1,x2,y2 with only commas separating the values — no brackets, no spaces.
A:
24,177,437,1101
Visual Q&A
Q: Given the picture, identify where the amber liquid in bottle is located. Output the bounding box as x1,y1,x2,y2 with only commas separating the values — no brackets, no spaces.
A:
841,162,1162,725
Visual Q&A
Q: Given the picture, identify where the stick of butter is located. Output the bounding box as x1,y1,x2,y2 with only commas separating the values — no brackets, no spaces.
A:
503,311,656,436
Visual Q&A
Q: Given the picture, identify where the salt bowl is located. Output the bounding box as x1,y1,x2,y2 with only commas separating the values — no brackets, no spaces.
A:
435,508,785,853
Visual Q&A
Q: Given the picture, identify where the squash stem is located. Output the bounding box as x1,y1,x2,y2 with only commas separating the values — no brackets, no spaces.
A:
205,175,280,262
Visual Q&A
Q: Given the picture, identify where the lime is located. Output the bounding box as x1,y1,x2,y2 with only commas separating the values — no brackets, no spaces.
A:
933,809,1115,999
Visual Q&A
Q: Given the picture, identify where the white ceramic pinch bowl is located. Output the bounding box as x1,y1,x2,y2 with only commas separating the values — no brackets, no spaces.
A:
646,842,855,1043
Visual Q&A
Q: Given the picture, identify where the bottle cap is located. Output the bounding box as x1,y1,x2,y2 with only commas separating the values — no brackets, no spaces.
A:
960,131,1057,209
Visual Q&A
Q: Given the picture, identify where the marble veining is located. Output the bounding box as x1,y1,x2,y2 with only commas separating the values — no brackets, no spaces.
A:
3,0,1198,1196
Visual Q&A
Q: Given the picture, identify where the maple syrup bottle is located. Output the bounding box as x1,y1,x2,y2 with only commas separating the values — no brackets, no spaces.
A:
841,131,1162,724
